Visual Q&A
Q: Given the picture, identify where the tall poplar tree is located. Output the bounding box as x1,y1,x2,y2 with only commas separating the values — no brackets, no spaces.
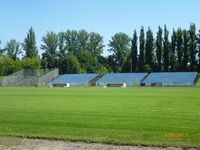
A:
170,29,177,71
182,30,190,71
177,28,183,71
145,27,154,69
138,27,145,71
189,23,197,71
163,25,170,71
156,26,163,71
131,30,138,72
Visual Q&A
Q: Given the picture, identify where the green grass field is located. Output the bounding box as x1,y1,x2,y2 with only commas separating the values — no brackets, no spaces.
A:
0,87,200,148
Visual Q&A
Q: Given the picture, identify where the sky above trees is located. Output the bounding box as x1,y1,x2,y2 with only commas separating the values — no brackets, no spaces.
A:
0,0,200,55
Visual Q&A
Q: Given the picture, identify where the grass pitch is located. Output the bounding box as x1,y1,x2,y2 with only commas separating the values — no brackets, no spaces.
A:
0,87,200,148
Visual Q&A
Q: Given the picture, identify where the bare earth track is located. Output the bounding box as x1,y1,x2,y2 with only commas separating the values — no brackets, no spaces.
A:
0,137,196,150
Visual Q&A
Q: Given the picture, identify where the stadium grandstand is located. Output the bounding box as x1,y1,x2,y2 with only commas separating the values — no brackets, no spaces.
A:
96,73,148,86
2,70,200,87
51,73,98,87
143,72,198,86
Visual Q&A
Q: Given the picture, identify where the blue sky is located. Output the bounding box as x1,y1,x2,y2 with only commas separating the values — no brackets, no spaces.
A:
0,0,200,55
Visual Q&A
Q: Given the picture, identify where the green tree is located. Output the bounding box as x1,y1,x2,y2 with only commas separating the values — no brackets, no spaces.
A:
0,40,3,54
0,56,21,76
182,30,190,71
138,27,145,71
77,51,102,73
63,30,104,59
4,39,21,60
65,30,79,55
41,32,58,69
170,29,177,71
107,55,118,72
65,55,81,74
131,30,138,72
21,57,41,69
57,32,68,74
143,64,152,73
189,23,197,71
156,26,163,71
59,54,81,74
163,25,170,71
88,32,104,58
22,27,38,58
177,28,183,71
0,55,3,75
58,32,66,59
108,33,131,72
96,55,108,68
98,67,108,75
77,29,89,52
145,27,154,70
122,55,132,73
57,30,105,73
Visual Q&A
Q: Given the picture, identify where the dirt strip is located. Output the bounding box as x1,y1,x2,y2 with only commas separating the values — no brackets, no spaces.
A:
0,137,196,150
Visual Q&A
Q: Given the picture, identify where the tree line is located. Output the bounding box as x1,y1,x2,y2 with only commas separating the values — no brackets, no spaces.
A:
0,24,200,76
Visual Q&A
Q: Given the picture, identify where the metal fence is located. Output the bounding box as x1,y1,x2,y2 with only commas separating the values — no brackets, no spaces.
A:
2,69,59,87
2,70,24,86
0,76,4,86
38,69,59,86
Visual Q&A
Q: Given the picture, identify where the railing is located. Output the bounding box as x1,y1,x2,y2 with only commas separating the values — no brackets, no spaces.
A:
2,70,24,86
38,69,59,86
2,69,58,86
